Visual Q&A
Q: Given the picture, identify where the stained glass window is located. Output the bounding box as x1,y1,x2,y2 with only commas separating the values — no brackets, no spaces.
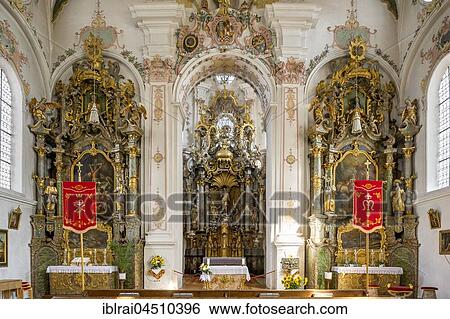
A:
438,67,450,188
0,69,12,189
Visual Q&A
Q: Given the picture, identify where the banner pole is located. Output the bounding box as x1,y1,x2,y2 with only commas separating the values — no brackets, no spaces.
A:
80,233,85,292
366,232,369,293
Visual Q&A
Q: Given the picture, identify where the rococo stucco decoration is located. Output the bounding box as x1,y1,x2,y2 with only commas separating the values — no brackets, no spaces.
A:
175,1,275,72
328,0,377,50
144,55,175,83
420,16,450,93
28,34,146,297
0,19,30,95
75,0,124,50
307,38,421,294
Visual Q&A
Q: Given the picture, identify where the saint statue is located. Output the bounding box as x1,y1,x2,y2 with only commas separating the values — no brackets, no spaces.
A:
221,189,230,214
392,180,406,214
44,179,58,214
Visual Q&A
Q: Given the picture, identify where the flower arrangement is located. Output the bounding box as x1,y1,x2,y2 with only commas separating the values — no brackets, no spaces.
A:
149,255,166,270
199,263,212,275
281,273,308,290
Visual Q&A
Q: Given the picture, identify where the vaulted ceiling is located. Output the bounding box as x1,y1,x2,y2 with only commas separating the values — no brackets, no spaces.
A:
51,0,399,24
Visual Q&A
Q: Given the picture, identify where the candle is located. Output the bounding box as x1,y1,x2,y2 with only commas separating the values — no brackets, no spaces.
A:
94,249,97,265
63,249,68,265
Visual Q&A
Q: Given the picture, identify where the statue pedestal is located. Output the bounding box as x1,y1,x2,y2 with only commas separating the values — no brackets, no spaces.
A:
144,241,181,290
272,234,306,290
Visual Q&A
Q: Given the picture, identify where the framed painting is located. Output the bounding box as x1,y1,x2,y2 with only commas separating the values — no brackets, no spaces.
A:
334,148,377,216
0,229,7,267
428,208,441,229
439,230,450,255
8,206,22,230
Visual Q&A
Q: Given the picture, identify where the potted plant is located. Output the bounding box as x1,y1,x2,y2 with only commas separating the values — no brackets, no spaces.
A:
199,263,212,289
147,255,166,281
110,241,134,287
281,273,308,290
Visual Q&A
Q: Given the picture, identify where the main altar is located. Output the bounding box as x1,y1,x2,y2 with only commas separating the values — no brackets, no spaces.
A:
183,89,265,280
202,258,251,290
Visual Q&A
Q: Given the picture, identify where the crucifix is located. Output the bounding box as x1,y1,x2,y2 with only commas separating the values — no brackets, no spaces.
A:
76,162,83,181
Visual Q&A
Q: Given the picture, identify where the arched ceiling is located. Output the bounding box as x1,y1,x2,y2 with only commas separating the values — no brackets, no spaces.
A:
51,0,399,23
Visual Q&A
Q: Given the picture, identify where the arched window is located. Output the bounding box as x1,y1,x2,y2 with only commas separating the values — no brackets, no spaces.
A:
437,67,450,189
0,69,12,189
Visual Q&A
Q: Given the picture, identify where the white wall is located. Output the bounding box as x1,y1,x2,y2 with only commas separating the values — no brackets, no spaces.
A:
402,2,450,298
0,199,34,281
0,2,46,283
416,194,450,298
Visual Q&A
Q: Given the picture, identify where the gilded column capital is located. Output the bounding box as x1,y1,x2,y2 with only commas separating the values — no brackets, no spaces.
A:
311,146,325,157
402,147,415,159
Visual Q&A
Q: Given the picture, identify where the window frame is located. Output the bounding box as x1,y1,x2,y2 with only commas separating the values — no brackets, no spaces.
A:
0,57,24,195
0,68,13,190
437,66,450,189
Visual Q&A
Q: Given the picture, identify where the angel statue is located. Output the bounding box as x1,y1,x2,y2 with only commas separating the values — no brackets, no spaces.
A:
391,180,406,214
401,98,418,126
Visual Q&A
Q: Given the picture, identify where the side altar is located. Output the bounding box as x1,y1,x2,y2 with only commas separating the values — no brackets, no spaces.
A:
307,38,421,295
27,34,147,297
331,266,402,295
47,266,118,295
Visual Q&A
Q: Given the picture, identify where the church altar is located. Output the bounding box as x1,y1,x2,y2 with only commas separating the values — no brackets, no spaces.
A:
331,266,403,295
47,266,118,295
202,266,251,290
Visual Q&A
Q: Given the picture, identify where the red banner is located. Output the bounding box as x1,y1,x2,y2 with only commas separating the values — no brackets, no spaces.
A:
353,180,383,233
63,182,97,234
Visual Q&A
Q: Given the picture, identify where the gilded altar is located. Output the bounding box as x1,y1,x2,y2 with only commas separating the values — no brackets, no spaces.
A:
47,266,118,295
331,266,402,296
307,38,421,295
183,90,265,276
29,34,146,297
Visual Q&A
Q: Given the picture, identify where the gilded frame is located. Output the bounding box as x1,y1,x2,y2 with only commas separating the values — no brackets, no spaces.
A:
439,230,450,255
64,222,113,264
333,144,379,182
428,208,441,229
336,222,386,265
8,206,22,230
332,143,378,215
0,229,7,267
70,144,116,187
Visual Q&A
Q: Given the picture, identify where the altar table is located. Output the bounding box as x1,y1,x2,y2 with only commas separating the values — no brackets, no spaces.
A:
47,266,118,295
202,266,251,290
331,266,403,295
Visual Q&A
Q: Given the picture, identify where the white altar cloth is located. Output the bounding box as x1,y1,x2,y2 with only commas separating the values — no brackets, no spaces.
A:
331,266,403,275
47,265,118,274
207,266,251,281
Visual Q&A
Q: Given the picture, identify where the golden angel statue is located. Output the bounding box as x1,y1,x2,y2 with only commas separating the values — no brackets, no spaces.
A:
391,180,406,214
